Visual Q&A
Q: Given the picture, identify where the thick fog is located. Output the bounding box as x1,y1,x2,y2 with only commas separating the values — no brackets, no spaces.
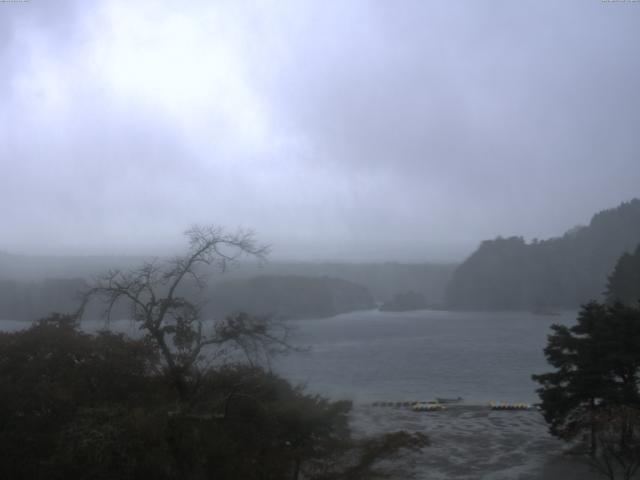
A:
1,0,639,261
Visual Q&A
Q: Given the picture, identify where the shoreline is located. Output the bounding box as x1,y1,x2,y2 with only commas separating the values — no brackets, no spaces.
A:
349,403,598,479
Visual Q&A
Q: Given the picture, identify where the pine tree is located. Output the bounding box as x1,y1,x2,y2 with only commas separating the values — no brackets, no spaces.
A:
606,244,640,306
533,302,640,454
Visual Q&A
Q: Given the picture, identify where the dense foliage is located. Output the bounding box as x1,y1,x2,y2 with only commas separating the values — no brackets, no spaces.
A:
0,274,375,322
233,262,455,306
447,199,640,310
0,278,88,321
0,314,166,479
533,302,640,455
0,250,456,319
589,406,640,480
606,243,640,306
0,314,427,480
0,227,428,479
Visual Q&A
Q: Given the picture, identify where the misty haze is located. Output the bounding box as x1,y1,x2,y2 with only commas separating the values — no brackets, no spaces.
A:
1,1,640,479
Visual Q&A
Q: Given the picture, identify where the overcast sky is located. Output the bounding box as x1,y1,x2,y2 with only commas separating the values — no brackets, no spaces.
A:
1,0,639,261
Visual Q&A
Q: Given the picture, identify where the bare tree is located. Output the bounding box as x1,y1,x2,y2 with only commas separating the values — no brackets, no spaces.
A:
80,225,290,399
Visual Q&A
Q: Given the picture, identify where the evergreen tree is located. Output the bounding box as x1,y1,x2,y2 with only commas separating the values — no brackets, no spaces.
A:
606,244,640,306
533,302,640,454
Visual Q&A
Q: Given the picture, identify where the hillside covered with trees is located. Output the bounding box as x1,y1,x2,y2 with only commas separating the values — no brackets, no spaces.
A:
0,278,88,321
446,199,640,310
207,275,375,319
0,274,375,322
606,243,640,306
0,226,427,479
379,291,430,312
0,253,455,308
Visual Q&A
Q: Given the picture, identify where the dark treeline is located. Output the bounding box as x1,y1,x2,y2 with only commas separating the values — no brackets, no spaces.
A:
0,252,455,304
0,275,374,322
0,314,427,480
244,262,455,305
446,199,640,310
533,245,640,476
606,243,640,306
4,199,638,317
533,301,640,476
207,275,375,319
0,227,429,479
0,278,88,321
0,253,150,282
379,291,430,312
0,258,455,321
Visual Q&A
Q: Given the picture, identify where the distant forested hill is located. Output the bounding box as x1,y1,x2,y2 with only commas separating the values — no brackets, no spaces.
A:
0,274,375,321
220,262,456,305
0,278,88,321
206,275,375,319
379,291,430,312
0,252,149,281
446,199,640,310
606,243,640,305
0,252,455,307
0,252,452,321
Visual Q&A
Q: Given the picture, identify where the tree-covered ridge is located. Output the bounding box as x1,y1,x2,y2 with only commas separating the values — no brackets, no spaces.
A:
208,275,376,319
0,278,88,321
379,291,430,312
446,199,640,310
0,227,428,479
606,243,640,306
0,315,427,479
0,252,455,309
0,258,453,321
0,274,375,322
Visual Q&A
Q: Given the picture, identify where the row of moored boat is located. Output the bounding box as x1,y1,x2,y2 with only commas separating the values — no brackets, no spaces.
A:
371,400,532,411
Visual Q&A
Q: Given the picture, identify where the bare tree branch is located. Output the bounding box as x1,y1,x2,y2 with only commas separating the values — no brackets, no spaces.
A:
80,225,285,400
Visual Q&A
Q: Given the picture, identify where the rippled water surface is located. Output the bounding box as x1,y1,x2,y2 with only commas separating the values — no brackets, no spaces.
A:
0,309,575,405
274,309,576,404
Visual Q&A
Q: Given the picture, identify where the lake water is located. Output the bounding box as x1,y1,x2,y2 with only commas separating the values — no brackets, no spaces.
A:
0,309,575,405
2,309,598,478
273,309,597,479
274,309,577,405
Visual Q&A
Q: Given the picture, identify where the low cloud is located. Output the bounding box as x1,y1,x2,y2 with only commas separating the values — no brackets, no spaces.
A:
1,0,639,261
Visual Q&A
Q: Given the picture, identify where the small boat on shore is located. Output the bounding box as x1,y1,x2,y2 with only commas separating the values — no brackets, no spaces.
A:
489,401,531,410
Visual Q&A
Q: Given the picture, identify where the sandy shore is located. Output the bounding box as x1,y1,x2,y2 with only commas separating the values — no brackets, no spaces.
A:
349,403,599,479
